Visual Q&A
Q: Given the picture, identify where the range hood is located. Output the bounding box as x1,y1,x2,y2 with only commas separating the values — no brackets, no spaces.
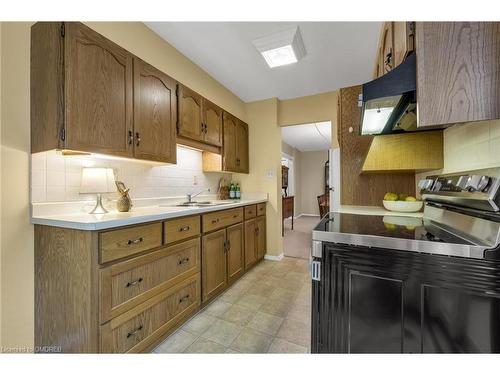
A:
360,53,417,135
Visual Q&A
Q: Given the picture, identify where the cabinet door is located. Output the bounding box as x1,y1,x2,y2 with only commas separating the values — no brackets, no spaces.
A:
226,223,244,283
392,22,414,67
201,229,227,302
133,58,177,163
416,22,500,127
244,219,257,269
222,112,238,172
256,216,266,260
64,22,133,157
177,84,204,142
235,120,249,173
202,99,223,147
380,22,394,75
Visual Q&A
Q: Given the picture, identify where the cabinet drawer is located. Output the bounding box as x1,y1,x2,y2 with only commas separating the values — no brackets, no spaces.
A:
99,223,162,264
202,208,243,233
100,238,201,322
100,273,200,353
257,203,266,216
244,205,257,220
164,215,200,245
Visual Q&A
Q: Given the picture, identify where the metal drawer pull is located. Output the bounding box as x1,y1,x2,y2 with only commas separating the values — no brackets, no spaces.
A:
126,325,143,339
178,257,190,265
127,237,144,245
126,277,143,288
211,218,219,224
233,214,239,218
179,294,190,303
179,225,190,232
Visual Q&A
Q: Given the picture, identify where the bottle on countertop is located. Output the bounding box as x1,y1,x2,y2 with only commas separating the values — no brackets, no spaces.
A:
235,183,241,199
229,182,236,199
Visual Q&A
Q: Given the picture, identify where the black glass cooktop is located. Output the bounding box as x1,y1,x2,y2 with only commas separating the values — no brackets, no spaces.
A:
313,212,473,245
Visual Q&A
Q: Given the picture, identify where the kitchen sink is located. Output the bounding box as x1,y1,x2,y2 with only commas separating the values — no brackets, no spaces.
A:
160,201,234,208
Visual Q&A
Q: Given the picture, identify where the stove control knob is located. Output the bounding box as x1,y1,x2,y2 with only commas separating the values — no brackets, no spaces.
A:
456,175,471,191
418,179,434,191
466,175,490,192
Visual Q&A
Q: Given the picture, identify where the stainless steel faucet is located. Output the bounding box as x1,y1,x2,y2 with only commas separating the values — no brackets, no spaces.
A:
186,188,211,203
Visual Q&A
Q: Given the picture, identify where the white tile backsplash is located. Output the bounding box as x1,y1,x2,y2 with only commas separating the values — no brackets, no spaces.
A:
30,145,231,203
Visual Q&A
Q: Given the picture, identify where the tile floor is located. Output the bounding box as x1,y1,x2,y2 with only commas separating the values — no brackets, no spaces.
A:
153,257,311,354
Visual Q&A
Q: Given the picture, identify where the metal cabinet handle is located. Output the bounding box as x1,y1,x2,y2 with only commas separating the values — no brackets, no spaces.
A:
135,132,141,147
179,225,190,232
211,218,219,224
126,325,143,338
126,277,143,288
179,294,190,303
233,214,238,218
127,237,144,245
128,130,134,145
178,257,190,265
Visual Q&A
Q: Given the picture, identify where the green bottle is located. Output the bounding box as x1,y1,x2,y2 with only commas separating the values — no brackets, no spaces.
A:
235,183,241,199
229,183,236,199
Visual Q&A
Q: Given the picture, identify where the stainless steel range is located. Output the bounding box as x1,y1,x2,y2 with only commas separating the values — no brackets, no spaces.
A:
311,169,500,353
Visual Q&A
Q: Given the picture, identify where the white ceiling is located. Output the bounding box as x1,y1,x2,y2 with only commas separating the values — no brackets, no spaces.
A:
281,122,331,152
145,22,381,102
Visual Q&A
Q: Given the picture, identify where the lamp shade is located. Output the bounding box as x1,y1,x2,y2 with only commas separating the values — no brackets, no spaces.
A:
80,168,115,194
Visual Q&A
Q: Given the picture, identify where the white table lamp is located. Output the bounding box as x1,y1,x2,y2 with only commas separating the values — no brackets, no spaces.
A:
80,167,115,214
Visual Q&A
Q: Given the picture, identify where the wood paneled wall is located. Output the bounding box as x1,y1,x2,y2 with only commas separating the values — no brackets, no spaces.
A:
338,85,416,205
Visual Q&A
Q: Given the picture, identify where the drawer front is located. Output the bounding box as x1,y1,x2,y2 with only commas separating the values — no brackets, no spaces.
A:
202,208,243,233
100,273,200,353
244,205,257,220
164,215,200,245
99,223,162,263
257,203,266,216
100,238,201,322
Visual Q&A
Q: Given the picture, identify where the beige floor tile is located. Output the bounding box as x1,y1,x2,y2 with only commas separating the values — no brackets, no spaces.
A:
267,338,308,354
184,337,227,353
203,299,233,317
225,348,241,353
182,312,216,336
236,293,267,311
153,329,198,353
219,288,246,304
280,279,306,292
230,328,273,353
285,271,309,283
221,304,255,326
247,311,284,336
200,318,243,346
294,291,312,307
246,282,276,298
260,298,292,317
276,319,311,347
269,287,298,302
286,303,311,324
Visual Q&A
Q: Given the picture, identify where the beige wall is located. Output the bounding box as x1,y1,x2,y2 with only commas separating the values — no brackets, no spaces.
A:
0,21,250,350
240,99,283,257
0,22,3,347
299,151,328,216
278,91,339,147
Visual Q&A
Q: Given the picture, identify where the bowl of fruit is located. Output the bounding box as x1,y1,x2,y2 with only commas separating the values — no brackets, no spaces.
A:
383,192,423,213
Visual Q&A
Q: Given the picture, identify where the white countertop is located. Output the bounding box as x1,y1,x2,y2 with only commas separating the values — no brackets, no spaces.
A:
334,205,424,218
31,194,268,231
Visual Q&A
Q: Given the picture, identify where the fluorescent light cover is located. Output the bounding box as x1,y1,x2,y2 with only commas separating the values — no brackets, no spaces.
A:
261,45,297,68
361,107,394,135
253,27,306,68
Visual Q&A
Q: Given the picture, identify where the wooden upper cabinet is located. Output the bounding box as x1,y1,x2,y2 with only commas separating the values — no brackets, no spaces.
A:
235,120,249,173
223,112,238,172
203,99,223,147
416,22,500,127
177,84,204,142
133,58,177,163
65,22,134,157
380,22,394,76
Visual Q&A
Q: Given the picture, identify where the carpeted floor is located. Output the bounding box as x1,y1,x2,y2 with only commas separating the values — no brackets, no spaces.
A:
283,216,321,259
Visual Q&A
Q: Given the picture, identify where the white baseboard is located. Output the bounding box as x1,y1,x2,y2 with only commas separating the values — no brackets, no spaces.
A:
264,253,284,261
297,214,320,217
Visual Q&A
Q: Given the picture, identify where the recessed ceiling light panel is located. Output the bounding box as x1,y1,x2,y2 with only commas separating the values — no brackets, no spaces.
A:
252,27,306,68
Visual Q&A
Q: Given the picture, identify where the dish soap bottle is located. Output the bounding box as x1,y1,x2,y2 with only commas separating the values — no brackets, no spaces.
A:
229,182,236,199
235,183,241,199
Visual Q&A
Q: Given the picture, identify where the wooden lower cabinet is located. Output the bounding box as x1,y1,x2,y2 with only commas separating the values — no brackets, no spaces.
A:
101,274,200,353
35,204,266,352
201,229,228,303
226,223,245,284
